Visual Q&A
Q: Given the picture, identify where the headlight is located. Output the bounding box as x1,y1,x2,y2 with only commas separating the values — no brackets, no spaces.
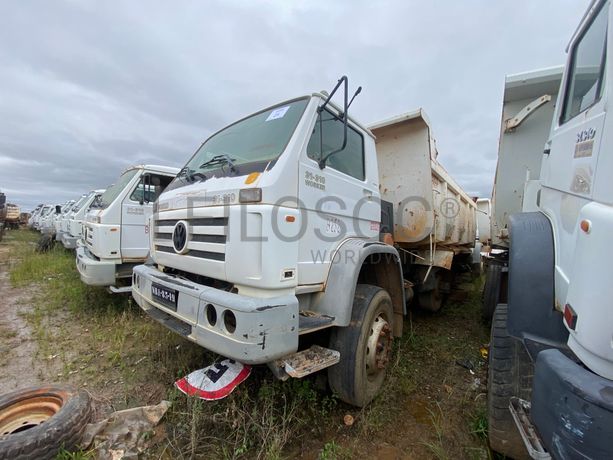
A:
239,188,262,203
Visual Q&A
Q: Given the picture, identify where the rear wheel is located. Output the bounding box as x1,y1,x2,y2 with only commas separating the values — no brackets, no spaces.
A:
328,284,394,407
417,267,444,312
487,304,532,460
482,260,507,322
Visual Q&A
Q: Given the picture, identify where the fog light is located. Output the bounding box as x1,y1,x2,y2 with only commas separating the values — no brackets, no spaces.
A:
205,304,217,326
239,188,262,203
223,310,237,333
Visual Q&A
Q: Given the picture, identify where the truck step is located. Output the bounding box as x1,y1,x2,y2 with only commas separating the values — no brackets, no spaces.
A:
298,311,335,334
108,285,132,294
509,397,551,460
280,345,340,378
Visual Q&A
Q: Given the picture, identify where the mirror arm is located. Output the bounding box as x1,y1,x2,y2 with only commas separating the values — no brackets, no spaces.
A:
318,76,349,169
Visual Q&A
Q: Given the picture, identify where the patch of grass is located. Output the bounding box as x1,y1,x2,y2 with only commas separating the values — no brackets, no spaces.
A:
470,407,488,440
55,448,94,460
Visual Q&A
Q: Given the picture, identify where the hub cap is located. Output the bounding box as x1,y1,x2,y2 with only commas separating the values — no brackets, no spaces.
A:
365,314,393,378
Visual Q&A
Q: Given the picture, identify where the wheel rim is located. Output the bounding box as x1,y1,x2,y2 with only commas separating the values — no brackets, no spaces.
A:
365,313,393,379
0,395,63,436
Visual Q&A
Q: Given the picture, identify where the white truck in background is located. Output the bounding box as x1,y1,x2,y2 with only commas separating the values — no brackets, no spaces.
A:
62,189,105,249
76,165,178,292
55,199,81,242
485,1,613,458
131,79,477,407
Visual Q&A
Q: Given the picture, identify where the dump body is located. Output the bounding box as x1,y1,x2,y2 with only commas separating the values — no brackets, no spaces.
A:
370,110,477,251
491,67,563,248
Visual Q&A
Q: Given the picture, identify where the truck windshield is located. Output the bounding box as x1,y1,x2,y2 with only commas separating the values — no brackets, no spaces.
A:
70,194,90,214
93,169,138,209
169,97,309,189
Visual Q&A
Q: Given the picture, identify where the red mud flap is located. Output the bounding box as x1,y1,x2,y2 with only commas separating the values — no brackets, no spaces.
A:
175,359,251,400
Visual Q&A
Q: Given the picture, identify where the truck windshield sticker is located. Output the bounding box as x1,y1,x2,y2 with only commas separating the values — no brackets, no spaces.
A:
266,105,290,121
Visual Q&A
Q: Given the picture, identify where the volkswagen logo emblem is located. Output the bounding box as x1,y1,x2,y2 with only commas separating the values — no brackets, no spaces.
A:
172,221,189,254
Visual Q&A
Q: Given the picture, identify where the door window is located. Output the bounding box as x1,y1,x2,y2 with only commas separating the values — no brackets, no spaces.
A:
130,174,173,204
561,3,609,123
307,110,365,180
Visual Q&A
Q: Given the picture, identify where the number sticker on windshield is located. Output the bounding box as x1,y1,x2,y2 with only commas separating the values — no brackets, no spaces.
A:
266,105,290,121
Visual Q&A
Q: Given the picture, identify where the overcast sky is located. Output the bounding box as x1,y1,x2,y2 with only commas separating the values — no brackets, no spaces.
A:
0,0,589,210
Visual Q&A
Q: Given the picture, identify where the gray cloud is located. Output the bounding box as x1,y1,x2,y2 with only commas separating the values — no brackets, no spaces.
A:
0,0,589,209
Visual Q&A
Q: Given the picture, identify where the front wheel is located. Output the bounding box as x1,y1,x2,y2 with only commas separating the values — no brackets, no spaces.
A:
328,284,394,407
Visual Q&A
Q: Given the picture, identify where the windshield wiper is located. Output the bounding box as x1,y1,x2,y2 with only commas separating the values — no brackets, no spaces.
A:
178,166,208,183
199,154,237,173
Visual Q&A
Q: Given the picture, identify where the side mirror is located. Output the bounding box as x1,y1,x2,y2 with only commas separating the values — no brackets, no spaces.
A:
317,76,361,169
55,205,62,214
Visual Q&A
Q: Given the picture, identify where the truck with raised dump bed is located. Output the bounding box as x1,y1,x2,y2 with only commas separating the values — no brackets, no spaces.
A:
62,189,105,249
76,165,179,292
131,78,477,407
485,1,613,458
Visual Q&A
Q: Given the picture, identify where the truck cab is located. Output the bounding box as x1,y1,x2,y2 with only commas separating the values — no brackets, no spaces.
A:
487,1,613,458
131,82,476,407
54,200,77,242
62,190,105,249
76,165,178,291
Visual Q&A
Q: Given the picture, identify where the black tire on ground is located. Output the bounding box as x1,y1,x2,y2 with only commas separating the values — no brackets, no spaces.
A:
417,268,443,312
0,385,92,460
36,234,54,253
328,284,394,407
487,304,533,460
482,261,505,322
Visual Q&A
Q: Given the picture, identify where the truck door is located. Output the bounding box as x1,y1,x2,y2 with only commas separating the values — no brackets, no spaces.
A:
297,109,380,285
540,1,609,305
121,173,173,260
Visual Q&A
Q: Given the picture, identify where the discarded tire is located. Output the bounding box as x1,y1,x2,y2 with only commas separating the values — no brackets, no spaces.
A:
0,385,92,460
487,305,532,460
36,234,54,253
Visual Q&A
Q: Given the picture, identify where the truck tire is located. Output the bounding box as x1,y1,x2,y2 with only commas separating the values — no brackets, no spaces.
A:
482,261,506,322
328,284,394,407
416,267,444,312
0,385,92,460
36,234,54,253
488,304,532,460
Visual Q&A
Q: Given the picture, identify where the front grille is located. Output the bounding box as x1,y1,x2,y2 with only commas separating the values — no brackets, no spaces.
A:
153,211,227,262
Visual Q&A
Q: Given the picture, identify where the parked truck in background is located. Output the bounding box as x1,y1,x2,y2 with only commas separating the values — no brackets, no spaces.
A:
131,79,477,407
62,189,105,250
76,165,179,292
0,192,6,241
5,204,20,230
485,1,613,458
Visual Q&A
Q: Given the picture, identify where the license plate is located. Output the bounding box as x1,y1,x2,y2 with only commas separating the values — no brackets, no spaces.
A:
151,282,178,311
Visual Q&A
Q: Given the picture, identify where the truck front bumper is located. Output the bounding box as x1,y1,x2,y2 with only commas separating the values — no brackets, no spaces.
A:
62,234,79,250
76,244,117,286
131,264,299,364
531,349,613,459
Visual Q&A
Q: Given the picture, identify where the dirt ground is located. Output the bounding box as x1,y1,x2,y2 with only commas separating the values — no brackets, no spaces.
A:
0,230,492,459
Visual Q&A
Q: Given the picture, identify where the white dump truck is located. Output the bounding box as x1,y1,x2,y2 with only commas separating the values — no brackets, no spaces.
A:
485,1,613,458
76,165,178,292
55,199,79,242
62,189,105,249
131,80,477,407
